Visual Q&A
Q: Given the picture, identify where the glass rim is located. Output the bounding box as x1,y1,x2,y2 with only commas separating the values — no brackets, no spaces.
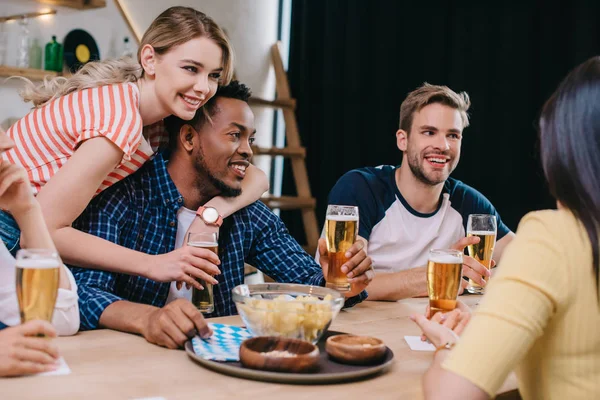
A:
15,249,59,258
326,204,359,210
429,248,463,257
429,249,464,263
468,214,497,219
326,204,359,217
187,231,219,240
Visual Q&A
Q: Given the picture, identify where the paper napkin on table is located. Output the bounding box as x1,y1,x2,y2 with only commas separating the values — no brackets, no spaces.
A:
404,336,436,351
36,357,71,376
191,323,252,362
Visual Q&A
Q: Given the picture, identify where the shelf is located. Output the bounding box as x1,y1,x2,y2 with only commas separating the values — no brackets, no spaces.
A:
0,65,60,81
0,9,57,23
260,195,316,210
34,0,106,9
249,97,296,110
252,146,306,158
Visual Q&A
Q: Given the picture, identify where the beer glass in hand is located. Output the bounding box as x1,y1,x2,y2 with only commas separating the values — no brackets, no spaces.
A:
187,232,218,314
325,205,359,292
15,249,61,332
427,249,463,315
466,214,497,294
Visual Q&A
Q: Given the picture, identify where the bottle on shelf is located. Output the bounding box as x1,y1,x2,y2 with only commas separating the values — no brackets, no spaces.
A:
16,17,31,68
44,35,63,73
122,36,133,58
29,38,42,69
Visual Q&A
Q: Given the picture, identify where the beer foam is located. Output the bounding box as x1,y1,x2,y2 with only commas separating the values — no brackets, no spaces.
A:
429,254,462,264
468,231,496,236
326,215,359,222
188,241,218,247
16,259,61,269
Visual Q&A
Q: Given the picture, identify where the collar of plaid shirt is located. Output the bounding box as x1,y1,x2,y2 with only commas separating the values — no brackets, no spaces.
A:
72,151,367,330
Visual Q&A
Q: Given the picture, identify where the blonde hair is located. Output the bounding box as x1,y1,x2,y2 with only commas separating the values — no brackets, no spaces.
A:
399,83,471,132
19,6,234,108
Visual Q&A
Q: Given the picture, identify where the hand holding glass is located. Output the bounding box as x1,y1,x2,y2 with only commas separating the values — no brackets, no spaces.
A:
187,232,218,313
427,249,463,315
16,249,61,334
325,205,359,292
466,214,497,294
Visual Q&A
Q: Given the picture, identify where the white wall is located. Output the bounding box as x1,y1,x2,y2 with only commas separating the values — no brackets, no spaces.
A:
0,0,135,126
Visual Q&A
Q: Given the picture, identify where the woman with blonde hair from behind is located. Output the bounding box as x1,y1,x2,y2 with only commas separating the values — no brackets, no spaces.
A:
411,56,600,399
1,7,268,290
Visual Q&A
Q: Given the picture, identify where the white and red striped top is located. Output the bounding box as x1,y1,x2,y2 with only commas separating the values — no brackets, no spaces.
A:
2,82,167,195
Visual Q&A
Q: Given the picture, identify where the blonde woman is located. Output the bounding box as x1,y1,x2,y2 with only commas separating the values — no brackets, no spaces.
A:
0,7,268,290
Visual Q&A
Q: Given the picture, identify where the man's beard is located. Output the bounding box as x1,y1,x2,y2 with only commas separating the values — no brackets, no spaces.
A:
407,149,452,186
193,148,242,198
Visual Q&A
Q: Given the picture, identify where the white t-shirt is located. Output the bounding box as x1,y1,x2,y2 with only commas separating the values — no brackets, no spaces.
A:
0,243,80,336
325,166,511,273
165,207,197,304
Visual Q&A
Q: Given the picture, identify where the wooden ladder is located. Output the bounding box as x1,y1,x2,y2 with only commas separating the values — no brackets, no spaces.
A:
250,42,319,255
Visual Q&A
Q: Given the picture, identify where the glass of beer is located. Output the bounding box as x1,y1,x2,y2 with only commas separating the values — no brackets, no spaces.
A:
325,205,359,292
427,249,463,315
466,214,497,294
15,249,61,329
187,232,218,314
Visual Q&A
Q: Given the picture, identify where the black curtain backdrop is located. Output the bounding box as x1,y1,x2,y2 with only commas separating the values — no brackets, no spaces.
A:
280,0,600,244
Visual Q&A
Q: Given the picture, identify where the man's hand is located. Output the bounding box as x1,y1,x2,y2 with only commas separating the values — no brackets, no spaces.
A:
0,320,60,377
318,237,374,298
140,299,213,349
144,247,221,289
451,236,492,287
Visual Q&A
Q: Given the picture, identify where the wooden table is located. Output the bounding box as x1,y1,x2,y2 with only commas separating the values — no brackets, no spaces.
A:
2,297,519,400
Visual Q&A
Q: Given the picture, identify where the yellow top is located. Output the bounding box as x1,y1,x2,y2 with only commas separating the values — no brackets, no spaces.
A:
443,209,600,399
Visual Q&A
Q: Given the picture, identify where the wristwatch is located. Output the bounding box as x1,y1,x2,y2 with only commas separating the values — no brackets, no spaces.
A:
196,206,224,227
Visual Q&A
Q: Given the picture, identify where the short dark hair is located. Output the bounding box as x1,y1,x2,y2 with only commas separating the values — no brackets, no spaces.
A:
540,56,600,296
164,80,252,148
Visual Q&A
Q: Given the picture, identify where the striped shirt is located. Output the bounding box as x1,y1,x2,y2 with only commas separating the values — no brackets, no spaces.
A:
2,82,167,194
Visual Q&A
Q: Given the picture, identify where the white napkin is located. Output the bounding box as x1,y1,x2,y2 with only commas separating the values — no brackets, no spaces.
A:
404,335,436,351
35,357,71,376
130,398,167,400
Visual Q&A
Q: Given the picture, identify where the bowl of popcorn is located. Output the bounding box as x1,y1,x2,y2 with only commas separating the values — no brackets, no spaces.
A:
232,283,345,344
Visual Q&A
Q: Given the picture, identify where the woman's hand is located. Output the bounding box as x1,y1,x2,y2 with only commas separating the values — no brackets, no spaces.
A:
143,246,221,289
411,308,471,348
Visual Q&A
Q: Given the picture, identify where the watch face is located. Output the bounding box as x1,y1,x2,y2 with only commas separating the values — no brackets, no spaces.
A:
202,207,219,223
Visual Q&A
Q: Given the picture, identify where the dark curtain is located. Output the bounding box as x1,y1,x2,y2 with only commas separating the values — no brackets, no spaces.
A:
280,0,600,243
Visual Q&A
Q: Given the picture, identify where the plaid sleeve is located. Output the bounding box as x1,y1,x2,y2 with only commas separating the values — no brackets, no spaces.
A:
71,182,132,330
246,203,325,287
70,267,123,330
246,203,366,308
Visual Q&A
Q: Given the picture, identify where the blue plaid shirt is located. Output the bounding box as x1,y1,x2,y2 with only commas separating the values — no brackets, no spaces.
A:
71,152,366,330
